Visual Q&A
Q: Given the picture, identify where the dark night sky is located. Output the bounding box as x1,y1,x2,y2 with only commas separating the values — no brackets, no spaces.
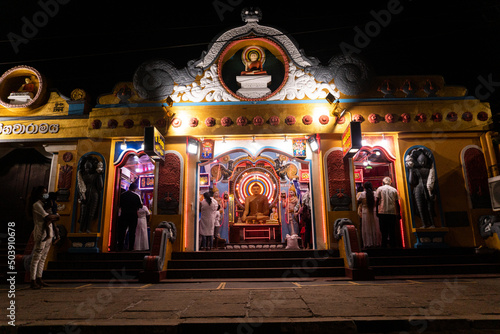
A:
1,0,499,122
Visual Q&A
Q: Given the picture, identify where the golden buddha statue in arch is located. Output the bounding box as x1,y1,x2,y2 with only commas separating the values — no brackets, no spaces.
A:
240,46,267,76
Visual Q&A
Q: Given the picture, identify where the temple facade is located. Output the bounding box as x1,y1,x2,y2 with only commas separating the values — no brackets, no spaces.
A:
1,8,499,263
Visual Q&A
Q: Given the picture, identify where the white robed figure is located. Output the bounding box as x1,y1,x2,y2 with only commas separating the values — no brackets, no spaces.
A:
134,205,150,250
199,192,218,250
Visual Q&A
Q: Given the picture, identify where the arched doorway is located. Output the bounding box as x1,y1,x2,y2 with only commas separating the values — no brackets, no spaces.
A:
0,147,51,242
353,146,404,247
109,150,154,251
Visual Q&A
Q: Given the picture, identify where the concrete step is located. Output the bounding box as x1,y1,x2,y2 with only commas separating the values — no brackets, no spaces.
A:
167,257,344,269
165,266,346,279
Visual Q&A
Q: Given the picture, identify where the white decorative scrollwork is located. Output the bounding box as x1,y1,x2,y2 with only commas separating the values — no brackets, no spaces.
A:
267,64,340,101
170,64,239,103
171,63,339,103
194,22,316,70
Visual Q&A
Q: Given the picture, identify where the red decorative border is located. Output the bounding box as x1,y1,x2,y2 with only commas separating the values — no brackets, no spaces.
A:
217,37,289,101
0,65,45,109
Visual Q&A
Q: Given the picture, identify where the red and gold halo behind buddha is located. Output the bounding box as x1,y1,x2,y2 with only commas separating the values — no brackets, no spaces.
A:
234,168,278,207
241,46,266,67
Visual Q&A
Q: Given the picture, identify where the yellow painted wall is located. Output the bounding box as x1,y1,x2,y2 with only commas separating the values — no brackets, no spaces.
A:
53,148,78,240
183,140,199,251
311,140,328,250
156,140,188,252
319,134,356,250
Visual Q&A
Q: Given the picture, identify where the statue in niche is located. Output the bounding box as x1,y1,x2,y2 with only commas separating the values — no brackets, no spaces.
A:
405,148,436,228
287,185,300,234
76,156,104,233
269,206,278,221
242,183,270,223
8,76,38,104
241,48,267,75
236,45,271,99
18,77,36,97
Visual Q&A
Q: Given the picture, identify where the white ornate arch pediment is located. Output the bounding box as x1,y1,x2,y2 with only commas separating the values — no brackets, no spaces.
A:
193,22,317,70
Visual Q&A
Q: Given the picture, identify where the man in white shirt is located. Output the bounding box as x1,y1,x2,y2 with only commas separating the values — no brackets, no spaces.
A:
376,177,401,248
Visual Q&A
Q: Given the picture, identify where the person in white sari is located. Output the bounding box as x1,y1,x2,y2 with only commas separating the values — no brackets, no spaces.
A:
134,205,150,251
199,192,218,250
356,182,381,248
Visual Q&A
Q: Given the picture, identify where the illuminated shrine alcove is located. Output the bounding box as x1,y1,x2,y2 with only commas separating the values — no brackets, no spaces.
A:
353,146,396,189
198,149,311,247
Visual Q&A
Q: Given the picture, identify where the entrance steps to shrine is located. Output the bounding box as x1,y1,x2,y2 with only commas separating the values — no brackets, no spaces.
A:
43,251,148,282
165,249,346,280
365,247,500,279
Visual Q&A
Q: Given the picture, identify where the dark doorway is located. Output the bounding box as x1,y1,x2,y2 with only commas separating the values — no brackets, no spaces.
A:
0,148,51,242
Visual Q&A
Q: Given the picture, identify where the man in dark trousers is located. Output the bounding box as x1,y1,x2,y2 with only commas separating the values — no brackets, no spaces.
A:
376,177,401,248
117,182,142,251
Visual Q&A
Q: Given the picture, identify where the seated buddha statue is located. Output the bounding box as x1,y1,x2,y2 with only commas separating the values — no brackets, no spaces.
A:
269,206,278,221
18,77,36,98
241,50,267,76
242,183,270,223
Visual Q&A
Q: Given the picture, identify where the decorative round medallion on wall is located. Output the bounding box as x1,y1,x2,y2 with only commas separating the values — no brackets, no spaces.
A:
63,152,73,162
189,118,199,127
205,117,216,127
253,116,264,126
71,88,86,101
236,116,248,126
171,118,182,128
319,115,330,125
217,37,289,101
302,115,313,125
477,112,488,121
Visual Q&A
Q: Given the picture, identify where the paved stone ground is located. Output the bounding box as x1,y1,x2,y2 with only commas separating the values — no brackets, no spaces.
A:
1,278,500,333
